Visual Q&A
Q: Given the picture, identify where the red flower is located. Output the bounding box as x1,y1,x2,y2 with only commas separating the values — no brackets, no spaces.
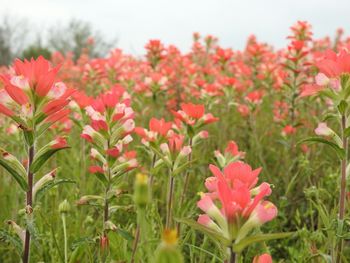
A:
51,137,68,149
172,103,217,126
253,253,272,263
149,118,172,137
89,165,104,174
225,141,244,158
181,103,205,119
0,75,28,105
13,56,60,97
316,49,350,78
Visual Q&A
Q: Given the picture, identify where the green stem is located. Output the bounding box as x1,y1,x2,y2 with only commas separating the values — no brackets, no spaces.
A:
225,247,236,263
61,214,68,263
23,144,35,263
130,224,140,263
177,138,193,233
166,170,175,229
148,153,157,188
336,114,347,263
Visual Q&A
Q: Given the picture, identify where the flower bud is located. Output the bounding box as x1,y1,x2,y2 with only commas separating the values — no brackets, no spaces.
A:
214,150,226,168
33,169,57,200
197,214,222,233
122,119,135,133
100,234,109,253
179,146,192,157
134,173,150,208
197,194,227,231
59,199,71,214
104,220,117,231
315,73,329,86
155,229,183,263
7,220,25,243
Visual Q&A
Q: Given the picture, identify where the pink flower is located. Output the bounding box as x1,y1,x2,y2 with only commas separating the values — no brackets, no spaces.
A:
237,104,250,117
315,122,333,136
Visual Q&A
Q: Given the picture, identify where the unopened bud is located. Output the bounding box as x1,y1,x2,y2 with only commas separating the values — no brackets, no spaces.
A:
155,229,183,263
134,173,150,208
59,199,71,214
100,234,109,253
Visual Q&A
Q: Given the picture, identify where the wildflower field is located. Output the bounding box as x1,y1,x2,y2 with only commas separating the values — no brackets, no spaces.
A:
1,21,350,262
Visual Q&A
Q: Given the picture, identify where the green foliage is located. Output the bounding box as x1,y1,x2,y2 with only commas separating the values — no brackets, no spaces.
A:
22,45,51,60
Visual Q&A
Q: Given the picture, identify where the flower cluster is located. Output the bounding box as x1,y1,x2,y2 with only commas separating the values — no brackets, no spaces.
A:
0,56,73,137
197,161,277,245
81,85,138,179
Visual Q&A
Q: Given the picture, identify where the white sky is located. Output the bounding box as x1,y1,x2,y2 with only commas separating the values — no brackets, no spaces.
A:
1,0,349,55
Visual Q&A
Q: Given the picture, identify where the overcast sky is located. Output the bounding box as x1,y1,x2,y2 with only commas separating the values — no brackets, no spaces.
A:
1,0,349,55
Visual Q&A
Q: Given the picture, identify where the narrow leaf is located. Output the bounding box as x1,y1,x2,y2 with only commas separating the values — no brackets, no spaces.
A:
298,137,345,159
31,145,70,173
35,179,75,202
232,232,294,253
176,218,230,246
0,149,28,191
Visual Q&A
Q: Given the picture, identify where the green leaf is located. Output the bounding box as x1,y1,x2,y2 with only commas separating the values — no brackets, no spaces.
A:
0,149,28,191
70,236,96,250
69,246,86,263
0,228,23,256
176,218,230,246
23,130,34,146
308,253,332,263
322,113,338,122
94,171,109,187
173,159,197,176
115,228,134,241
298,137,345,159
232,232,295,253
340,73,350,99
34,179,75,202
30,141,70,173
344,127,350,138
338,100,348,115
149,144,172,167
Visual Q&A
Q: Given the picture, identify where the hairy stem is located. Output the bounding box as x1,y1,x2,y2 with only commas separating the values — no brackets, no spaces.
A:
166,172,175,229
148,153,157,188
336,114,347,263
225,248,236,263
177,138,193,233
61,214,68,263
130,224,140,263
23,145,34,263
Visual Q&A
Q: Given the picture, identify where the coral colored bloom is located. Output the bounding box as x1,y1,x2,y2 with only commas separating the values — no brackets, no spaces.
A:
253,254,273,263
237,104,250,117
181,103,205,119
0,57,72,128
282,125,296,136
316,49,350,78
246,90,264,104
197,161,276,244
149,118,172,136
299,84,324,97
172,103,217,126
